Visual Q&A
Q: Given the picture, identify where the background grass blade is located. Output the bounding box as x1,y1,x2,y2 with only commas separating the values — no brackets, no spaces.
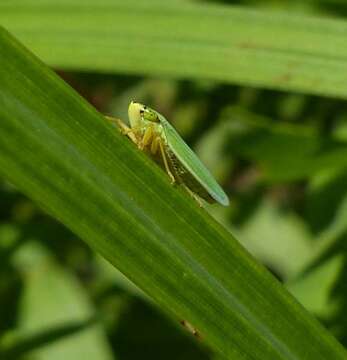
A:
0,28,346,359
1,0,347,99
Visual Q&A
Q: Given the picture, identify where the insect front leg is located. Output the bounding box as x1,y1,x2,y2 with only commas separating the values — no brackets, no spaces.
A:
105,116,138,144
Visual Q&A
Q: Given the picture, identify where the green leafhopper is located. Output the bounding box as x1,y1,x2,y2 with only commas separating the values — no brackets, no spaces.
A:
106,102,229,206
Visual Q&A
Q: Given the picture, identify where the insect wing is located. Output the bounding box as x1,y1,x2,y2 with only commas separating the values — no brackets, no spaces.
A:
158,114,229,206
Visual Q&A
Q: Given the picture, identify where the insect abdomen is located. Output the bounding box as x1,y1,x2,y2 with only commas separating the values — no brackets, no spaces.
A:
166,148,215,203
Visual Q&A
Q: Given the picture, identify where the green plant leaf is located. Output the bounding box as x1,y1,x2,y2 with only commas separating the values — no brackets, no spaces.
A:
0,28,346,359
1,0,347,98
1,242,114,360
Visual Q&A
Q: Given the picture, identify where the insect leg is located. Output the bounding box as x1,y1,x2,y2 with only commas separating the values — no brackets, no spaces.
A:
105,116,138,144
150,136,160,154
158,139,176,184
140,125,154,150
181,184,204,207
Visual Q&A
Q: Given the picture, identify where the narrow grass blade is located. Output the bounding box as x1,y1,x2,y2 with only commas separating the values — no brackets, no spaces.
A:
1,1,347,98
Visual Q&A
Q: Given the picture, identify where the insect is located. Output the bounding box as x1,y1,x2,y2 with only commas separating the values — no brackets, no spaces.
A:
106,101,229,206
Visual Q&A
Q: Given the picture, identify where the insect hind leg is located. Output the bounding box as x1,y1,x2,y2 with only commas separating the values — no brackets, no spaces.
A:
158,139,176,184
181,184,204,207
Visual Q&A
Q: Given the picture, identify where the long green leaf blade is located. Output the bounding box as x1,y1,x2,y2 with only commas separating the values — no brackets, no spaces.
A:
1,0,347,98
0,28,346,359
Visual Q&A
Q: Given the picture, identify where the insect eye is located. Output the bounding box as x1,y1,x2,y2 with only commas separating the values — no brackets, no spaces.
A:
141,108,159,122
147,112,159,122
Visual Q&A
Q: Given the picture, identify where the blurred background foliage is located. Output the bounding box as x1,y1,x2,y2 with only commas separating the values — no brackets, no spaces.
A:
1,0,347,359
